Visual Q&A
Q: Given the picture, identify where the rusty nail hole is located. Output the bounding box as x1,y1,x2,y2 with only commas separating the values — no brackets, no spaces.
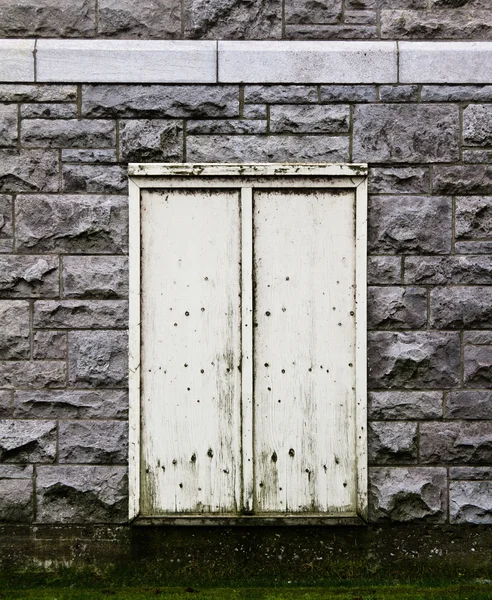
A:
282,307,286,312
201,307,205,312
204,277,208,280
223,468,229,474
338,323,342,326
200,369,204,374
179,483,183,488
174,323,178,327
348,363,353,367
308,368,312,372
259,482,264,488
226,367,230,373
271,451,278,463
267,387,271,391
343,482,347,488
285,276,290,281
281,369,285,374
172,459,177,465
145,468,150,473
187,387,191,391
265,311,271,316
184,363,188,367
335,456,340,465
278,399,281,403
350,311,354,316
191,454,196,463
323,465,327,472
264,363,269,367
289,448,295,457
207,448,214,458
185,311,190,316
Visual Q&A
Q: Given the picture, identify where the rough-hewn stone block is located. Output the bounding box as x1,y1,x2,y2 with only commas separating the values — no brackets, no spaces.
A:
14,390,128,419
405,256,492,285
430,287,492,329
63,256,128,299
119,120,182,162
464,105,492,147
186,120,267,134
242,105,267,119
464,345,492,388
369,422,418,465
33,300,128,330
0,195,12,252
0,105,17,148
450,467,492,481
269,105,350,133
344,10,376,25
36,466,127,523
0,301,30,360
368,286,427,330
284,24,377,39
368,331,460,389
0,150,59,194
0,85,77,102
379,85,419,102
367,256,401,285
0,362,66,390
0,391,12,418
319,85,377,102
369,467,447,523
456,197,492,240
21,104,77,119
368,167,430,195
0,480,32,523
433,166,492,195
98,0,181,38
382,10,492,40
421,422,492,464
58,421,128,464
368,196,452,254
33,331,67,360
450,481,492,525
456,241,492,254
15,195,127,254
463,150,492,164
0,420,56,463
68,330,128,388
446,391,492,420
0,256,59,298
82,85,239,118
62,149,117,164
21,119,115,149
464,331,492,345
353,105,459,163
62,165,127,194
244,85,318,104
285,0,341,24
422,85,492,102
0,465,32,478
368,391,442,420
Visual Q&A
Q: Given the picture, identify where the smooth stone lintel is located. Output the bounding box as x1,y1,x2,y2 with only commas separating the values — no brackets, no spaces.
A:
0,39,35,82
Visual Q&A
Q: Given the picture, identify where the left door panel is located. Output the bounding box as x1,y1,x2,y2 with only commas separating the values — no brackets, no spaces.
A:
140,188,242,515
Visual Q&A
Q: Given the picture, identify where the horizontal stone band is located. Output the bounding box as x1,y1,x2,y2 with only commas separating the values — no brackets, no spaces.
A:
1,39,492,84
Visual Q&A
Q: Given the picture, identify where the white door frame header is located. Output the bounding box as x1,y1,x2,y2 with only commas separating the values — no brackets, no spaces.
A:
1,39,492,84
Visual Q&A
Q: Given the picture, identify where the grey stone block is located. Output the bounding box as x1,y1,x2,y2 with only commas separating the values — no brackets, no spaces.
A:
269,105,350,134
368,422,418,465
0,479,32,523
187,135,349,162
62,149,117,164
463,150,492,164
464,331,492,345
0,150,59,194
0,361,66,389
430,287,492,329
285,23,377,39
0,195,12,252
464,105,492,147
320,85,377,102
368,286,427,330
98,0,181,38
379,85,419,102
14,390,128,419
456,197,492,240
368,391,442,420
184,0,282,39
186,120,267,134
242,105,267,119
344,10,376,25
34,300,128,329
368,196,452,254
0,256,58,298
433,166,492,195
405,256,492,285
22,119,115,149
15,195,127,254
285,0,341,24
0,465,32,478
446,391,492,420
0,301,30,359
368,167,429,194
450,481,492,525
381,9,492,39
353,105,459,163
369,467,447,523
68,330,128,388
58,421,128,464
380,0,427,6
33,331,67,360
0,85,77,102
0,420,56,463
119,120,182,162
63,256,128,299
456,241,492,254
422,85,492,102
244,85,318,104
62,165,127,194
0,105,17,147
450,467,492,481
0,391,12,418
21,104,78,119
82,85,239,118
421,422,492,464
464,345,492,388
367,256,401,285
431,0,491,6
368,331,460,389
36,466,127,523
345,0,376,6
0,0,95,37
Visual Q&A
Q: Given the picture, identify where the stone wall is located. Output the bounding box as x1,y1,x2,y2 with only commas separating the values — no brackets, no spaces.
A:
0,81,491,526
0,0,491,40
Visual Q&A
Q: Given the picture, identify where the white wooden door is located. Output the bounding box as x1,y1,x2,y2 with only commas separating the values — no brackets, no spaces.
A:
130,164,367,523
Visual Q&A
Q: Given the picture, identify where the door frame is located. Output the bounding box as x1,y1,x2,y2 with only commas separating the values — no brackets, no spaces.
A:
128,163,368,525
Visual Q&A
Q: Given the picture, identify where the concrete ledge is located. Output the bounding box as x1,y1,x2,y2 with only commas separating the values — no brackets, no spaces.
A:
0,40,35,82
218,41,398,83
36,40,217,83
400,42,492,84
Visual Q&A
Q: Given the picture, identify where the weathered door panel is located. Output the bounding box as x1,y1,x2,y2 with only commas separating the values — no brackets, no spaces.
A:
253,189,357,515
140,188,242,515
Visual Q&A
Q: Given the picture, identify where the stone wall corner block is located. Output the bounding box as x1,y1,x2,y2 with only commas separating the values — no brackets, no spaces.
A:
0,39,35,82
